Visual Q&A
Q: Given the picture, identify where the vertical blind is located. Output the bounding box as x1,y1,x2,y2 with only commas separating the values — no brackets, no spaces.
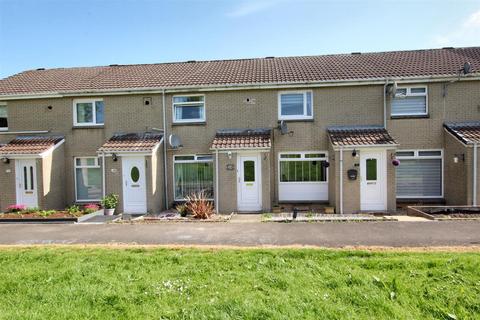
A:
396,159,442,197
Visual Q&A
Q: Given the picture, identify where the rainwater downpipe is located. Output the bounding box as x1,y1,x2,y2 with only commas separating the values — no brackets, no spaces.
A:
383,79,389,128
101,152,106,199
339,148,344,214
474,143,478,206
215,149,219,213
162,88,169,209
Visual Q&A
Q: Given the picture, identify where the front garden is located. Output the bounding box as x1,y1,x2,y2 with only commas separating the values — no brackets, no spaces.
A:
0,247,478,319
0,203,101,222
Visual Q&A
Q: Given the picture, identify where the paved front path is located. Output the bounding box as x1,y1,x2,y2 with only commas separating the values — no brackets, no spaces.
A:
0,221,479,247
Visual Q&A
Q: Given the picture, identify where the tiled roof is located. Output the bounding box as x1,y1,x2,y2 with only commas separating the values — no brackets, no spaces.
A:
98,132,163,152
0,136,64,155
211,128,271,150
1,47,479,96
444,121,480,144
328,126,397,147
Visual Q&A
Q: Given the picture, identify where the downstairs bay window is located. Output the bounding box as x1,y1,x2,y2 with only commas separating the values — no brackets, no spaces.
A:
396,150,443,198
74,157,103,201
174,155,214,200
278,152,328,201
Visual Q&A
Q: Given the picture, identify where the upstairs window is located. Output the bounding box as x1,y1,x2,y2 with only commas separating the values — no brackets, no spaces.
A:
391,86,427,116
278,91,313,120
73,99,104,126
173,95,205,123
0,104,7,131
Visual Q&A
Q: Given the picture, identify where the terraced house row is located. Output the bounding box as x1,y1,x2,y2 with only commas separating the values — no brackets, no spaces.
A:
0,47,479,214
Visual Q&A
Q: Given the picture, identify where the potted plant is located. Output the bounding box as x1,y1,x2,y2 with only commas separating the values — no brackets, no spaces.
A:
101,194,119,215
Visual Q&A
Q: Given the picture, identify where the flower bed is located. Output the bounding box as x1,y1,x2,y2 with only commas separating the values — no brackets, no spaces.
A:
0,204,102,223
136,211,232,223
407,206,480,220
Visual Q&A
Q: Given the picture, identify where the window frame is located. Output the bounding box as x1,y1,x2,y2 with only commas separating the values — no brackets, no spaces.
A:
172,94,206,124
173,154,214,201
395,149,444,199
391,86,428,117
278,151,328,184
74,156,103,202
73,98,104,127
278,91,313,120
0,103,8,131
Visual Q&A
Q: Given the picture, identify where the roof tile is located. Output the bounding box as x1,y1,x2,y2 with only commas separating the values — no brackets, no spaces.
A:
1,47,479,96
328,126,397,147
444,121,480,144
0,136,64,155
98,133,163,152
211,128,271,150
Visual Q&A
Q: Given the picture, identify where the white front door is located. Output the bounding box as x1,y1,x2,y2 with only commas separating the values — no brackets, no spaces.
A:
122,156,147,213
360,150,387,211
237,154,262,212
15,159,38,208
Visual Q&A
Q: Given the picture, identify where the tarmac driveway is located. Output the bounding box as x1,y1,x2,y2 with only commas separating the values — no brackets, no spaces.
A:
0,221,479,247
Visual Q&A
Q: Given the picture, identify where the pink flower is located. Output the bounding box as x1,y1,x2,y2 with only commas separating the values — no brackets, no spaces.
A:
7,204,27,213
84,203,100,211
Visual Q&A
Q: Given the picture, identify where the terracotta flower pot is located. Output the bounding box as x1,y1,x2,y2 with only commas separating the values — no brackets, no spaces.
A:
104,208,115,216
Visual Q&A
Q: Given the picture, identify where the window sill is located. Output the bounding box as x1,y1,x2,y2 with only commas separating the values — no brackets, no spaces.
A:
172,122,206,126
73,125,105,129
390,114,429,120
277,119,314,123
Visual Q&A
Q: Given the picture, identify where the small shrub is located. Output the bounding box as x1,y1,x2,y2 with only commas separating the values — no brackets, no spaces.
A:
6,204,27,213
66,205,81,214
175,203,188,217
184,191,214,219
84,203,100,214
101,194,119,209
38,210,56,217
23,207,40,214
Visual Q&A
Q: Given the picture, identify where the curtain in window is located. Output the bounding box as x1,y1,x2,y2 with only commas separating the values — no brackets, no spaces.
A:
281,94,304,115
280,160,327,182
76,167,102,200
174,162,213,199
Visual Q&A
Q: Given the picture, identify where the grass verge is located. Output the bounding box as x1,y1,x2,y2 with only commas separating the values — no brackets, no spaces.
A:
0,247,478,319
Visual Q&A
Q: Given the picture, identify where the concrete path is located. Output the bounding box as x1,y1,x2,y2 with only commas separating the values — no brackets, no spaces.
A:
0,221,479,247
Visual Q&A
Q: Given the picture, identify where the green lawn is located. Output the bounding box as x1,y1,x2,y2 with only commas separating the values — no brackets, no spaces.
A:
0,248,479,319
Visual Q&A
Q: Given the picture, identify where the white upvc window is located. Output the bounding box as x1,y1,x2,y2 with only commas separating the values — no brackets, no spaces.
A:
0,103,8,131
278,91,313,120
391,86,428,116
74,157,103,201
172,95,205,123
173,154,213,200
73,98,104,126
395,149,443,198
278,151,328,201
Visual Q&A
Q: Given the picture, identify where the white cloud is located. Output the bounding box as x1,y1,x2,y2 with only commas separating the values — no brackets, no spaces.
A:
432,9,480,47
227,0,281,17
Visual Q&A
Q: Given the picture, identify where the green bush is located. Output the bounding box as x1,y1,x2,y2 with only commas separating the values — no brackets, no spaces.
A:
101,194,119,209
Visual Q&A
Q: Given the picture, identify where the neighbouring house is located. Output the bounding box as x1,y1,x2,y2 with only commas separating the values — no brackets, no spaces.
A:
0,47,479,214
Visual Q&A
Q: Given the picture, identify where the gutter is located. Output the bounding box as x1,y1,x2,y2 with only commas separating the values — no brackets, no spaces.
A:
0,130,50,135
1,74,480,100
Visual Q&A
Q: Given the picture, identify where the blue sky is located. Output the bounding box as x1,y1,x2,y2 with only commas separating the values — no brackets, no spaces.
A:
0,0,479,79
